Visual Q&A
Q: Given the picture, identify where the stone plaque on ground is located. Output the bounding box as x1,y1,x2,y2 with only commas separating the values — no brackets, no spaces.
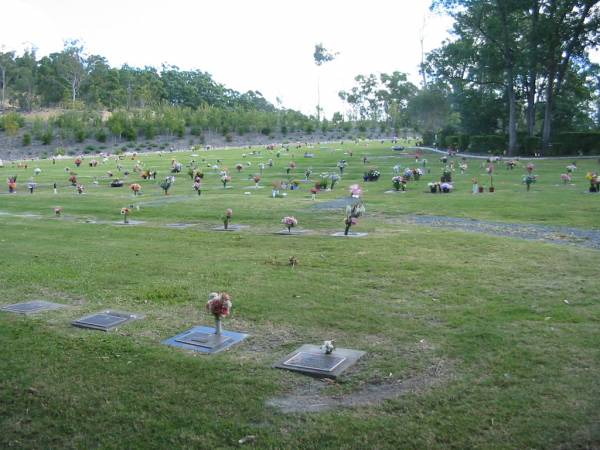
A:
175,332,234,349
211,224,244,232
162,326,248,354
1,300,65,315
330,232,369,238
72,311,142,331
274,229,309,235
165,223,196,229
113,220,145,226
274,344,366,379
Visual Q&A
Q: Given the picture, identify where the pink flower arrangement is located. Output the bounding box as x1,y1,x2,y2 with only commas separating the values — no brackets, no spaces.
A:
560,173,572,184
206,292,232,334
349,184,362,198
121,207,130,223
282,216,298,232
54,207,63,216
222,208,233,229
526,163,535,173
235,163,244,172
130,183,141,195
253,175,261,185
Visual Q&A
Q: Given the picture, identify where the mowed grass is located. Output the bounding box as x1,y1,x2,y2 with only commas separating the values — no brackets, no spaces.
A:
0,142,599,449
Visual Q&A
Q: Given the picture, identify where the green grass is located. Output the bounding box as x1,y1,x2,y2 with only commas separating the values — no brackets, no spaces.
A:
0,142,599,449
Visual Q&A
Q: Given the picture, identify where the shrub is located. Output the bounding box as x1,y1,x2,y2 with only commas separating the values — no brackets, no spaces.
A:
421,130,435,146
22,133,32,146
280,125,288,135
521,136,541,155
469,135,506,153
95,128,107,143
260,127,271,136
0,112,25,134
304,123,315,134
75,128,87,143
54,147,65,156
41,129,54,145
123,126,137,141
552,132,600,156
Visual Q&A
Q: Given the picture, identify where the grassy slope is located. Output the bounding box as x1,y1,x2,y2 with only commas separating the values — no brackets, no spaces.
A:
0,142,599,449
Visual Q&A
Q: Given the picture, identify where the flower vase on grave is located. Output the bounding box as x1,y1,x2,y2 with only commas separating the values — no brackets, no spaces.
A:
215,316,222,335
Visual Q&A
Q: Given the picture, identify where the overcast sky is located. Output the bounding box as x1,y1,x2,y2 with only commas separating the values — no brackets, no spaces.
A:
3,1,465,116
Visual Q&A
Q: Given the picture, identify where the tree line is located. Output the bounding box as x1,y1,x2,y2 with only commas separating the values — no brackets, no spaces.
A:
0,40,276,113
339,0,600,155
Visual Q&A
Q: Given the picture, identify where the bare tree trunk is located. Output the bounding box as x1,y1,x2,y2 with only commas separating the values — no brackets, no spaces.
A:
0,66,5,111
542,74,555,152
72,78,77,107
526,81,536,137
507,67,517,156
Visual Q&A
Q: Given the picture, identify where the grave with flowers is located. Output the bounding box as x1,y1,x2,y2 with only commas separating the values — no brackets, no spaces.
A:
274,340,365,379
163,292,248,354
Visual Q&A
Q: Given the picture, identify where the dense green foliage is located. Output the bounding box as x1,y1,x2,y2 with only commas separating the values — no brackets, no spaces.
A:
0,41,276,112
338,1,600,155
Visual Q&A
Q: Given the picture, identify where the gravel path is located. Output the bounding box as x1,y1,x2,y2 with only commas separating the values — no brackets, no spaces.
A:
405,215,600,250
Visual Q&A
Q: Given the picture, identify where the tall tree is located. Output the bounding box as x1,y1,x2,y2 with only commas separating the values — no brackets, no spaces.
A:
0,50,16,111
313,43,338,121
538,0,600,149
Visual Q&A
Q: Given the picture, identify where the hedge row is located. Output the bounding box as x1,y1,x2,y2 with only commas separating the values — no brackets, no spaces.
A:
441,132,600,156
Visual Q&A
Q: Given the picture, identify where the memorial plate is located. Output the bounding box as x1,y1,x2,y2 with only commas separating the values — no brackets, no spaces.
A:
283,352,346,372
212,224,243,231
163,326,249,354
330,232,369,238
175,332,233,349
274,344,366,379
1,300,65,315
72,311,141,331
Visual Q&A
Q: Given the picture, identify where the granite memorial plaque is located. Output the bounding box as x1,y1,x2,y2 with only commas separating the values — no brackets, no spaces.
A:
330,232,369,238
72,311,141,331
283,352,346,372
274,344,366,379
1,300,65,315
163,326,248,354
175,331,234,349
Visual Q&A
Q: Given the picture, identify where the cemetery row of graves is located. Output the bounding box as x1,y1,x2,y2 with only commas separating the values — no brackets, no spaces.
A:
1,141,599,448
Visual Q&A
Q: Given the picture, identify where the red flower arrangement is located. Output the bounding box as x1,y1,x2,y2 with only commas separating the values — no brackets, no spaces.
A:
206,292,232,318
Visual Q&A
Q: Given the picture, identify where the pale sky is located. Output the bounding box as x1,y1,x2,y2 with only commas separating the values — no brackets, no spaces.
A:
2,0,454,117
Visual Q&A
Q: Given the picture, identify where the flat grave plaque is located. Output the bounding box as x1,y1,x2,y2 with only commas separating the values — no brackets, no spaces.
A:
72,311,140,331
1,300,65,315
166,223,196,229
283,352,346,372
211,224,244,231
275,229,308,235
175,332,234,349
330,232,369,238
162,326,248,354
274,344,366,379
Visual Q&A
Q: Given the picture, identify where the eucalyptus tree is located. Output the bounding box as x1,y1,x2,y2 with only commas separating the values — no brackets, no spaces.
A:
432,0,525,155
537,0,600,149
313,43,338,121
0,50,15,111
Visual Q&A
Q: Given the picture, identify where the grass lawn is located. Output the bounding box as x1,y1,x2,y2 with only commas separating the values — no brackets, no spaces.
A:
1,142,599,449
